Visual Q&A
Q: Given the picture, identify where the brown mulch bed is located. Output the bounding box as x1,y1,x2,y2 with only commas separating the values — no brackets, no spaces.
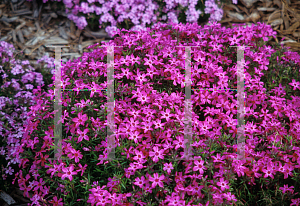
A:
0,0,300,205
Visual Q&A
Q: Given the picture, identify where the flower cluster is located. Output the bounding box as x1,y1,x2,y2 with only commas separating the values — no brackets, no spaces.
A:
26,0,237,37
13,21,300,205
0,41,47,187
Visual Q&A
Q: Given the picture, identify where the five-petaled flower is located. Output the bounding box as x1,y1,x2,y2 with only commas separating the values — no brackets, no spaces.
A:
72,112,88,127
149,146,165,163
163,162,174,175
34,178,45,191
68,148,83,163
148,173,165,188
61,165,77,181
217,177,230,191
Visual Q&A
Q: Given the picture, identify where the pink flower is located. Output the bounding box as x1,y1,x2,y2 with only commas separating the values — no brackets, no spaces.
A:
135,69,148,84
128,130,143,144
163,162,174,175
223,192,237,201
49,196,63,206
77,128,89,143
34,178,45,191
61,165,77,181
149,146,165,163
137,91,150,105
160,108,173,122
72,112,88,127
154,119,166,129
76,163,88,176
146,67,159,80
133,176,146,188
141,121,153,133
279,184,294,194
193,159,206,174
121,67,133,80
216,177,230,191
148,173,165,188
262,163,276,179
133,150,146,162
211,153,225,163
68,148,83,163
289,79,300,90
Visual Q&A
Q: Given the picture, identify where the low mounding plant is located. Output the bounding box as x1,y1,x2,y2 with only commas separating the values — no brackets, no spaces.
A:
14,21,300,206
27,0,236,37
0,41,46,193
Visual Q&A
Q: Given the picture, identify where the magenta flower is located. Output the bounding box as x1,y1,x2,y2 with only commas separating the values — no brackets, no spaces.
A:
137,91,150,105
193,159,206,174
216,177,230,191
289,79,300,90
68,148,83,163
121,67,133,80
279,184,294,194
133,176,146,188
149,146,165,163
160,108,173,122
77,128,89,143
133,150,146,162
33,178,45,191
61,165,77,181
128,130,143,144
163,162,174,175
141,121,153,133
148,173,165,188
72,112,88,127
262,163,276,179
49,196,63,206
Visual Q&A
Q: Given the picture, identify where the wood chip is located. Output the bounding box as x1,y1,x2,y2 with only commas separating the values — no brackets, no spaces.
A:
239,0,259,8
257,7,277,12
0,191,16,205
0,16,18,23
44,36,69,45
283,16,290,30
11,30,17,43
268,10,281,23
287,21,300,32
226,11,245,21
247,11,260,22
293,32,300,37
35,21,40,31
66,31,76,40
270,18,283,27
17,29,25,43
22,28,31,37
59,27,68,40
13,9,32,15
50,12,57,18
15,19,26,31
273,0,282,8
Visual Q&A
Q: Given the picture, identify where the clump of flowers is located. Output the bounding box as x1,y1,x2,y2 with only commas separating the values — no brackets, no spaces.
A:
27,0,237,37
15,21,300,206
0,41,47,193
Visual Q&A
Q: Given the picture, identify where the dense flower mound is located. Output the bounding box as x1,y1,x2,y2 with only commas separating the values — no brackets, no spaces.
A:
15,21,300,205
0,41,47,187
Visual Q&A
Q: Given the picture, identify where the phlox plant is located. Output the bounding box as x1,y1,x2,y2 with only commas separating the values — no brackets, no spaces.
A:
0,41,47,193
27,0,237,38
13,21,300,206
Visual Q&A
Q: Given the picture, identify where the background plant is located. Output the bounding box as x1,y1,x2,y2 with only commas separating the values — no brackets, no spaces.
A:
0,41,48,196
27,0,237,38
